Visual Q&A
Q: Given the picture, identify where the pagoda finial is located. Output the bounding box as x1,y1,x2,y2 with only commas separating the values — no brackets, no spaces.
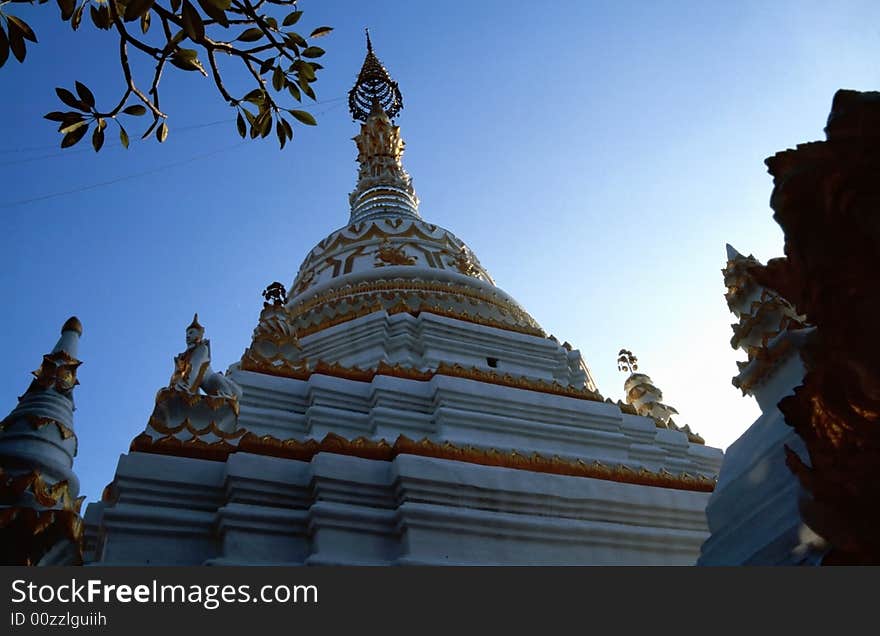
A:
617,349,638,374
348,30,403,122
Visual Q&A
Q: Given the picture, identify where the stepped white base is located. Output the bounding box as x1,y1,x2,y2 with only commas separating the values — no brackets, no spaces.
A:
698,354,815,565
86,450,713,566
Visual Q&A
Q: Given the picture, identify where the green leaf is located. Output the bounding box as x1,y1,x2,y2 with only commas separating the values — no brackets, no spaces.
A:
170,48,207,75
282,10,302,26
309,26,333,39
254,109,272,139
197,0,227,27
92,125,105,152
276,119,286,149
123,0,154,22
59,119,87,135
119,126,130,149
71,4,84,30
57,0,76,21
290,110,316,126
236,111,246,138
237,28,263,43
287,31,307,47
44,111,68,122
123,104,147,116
140,10,151,34
55,87,89,112
203,0,231,9
265,17,277,31
61,122,88,148
299,78,316,101
292,60,315,81
181,0,204,41
243,88,265,105
54,112,84,130
258,57,274,75
0,28,9,69
272,66,284,92
75,81,95,108
301,46,324,59
156,121,169,143
281,117,293,141
287,81,301,102
6,16,37,43
6,22,26,63
89,4,112,30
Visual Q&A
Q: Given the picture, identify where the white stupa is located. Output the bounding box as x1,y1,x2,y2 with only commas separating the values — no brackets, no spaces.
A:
81,35,723,565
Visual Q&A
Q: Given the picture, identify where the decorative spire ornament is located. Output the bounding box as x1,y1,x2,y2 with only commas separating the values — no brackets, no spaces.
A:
618,348,704,444
348,30,419,222
0,318,86,565
348,28,403,122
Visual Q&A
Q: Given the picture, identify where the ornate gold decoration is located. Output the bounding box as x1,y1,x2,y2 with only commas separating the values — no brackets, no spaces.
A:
348,29,403,122
289,278,535,329
129,431,715,493
147,414,248,440
0,468,84,512
447,246,478,277
31,350,81,394
732,337,796,395
0,414,75,441
374,239,416,266
297,221,466,277
240,356,604,404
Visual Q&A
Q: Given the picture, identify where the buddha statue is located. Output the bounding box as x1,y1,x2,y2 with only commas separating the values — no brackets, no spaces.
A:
170,314,242,400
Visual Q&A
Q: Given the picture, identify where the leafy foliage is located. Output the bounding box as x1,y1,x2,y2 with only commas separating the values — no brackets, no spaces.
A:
0,0,331,150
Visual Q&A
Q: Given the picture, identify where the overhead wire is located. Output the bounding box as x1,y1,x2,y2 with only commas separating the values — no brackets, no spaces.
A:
0,100,348,209
0,95,349,155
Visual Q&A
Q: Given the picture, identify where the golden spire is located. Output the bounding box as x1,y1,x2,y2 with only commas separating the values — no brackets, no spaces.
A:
348,29,403,122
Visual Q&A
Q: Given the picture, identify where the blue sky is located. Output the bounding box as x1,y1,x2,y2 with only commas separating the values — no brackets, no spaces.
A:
1,0,878,503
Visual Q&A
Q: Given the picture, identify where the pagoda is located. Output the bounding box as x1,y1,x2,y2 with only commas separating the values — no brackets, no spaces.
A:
78,35,722,565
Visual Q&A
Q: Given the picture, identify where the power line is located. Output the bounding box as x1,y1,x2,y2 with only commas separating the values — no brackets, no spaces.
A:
0,95,349,155
0,100,348,209
0,143,247,209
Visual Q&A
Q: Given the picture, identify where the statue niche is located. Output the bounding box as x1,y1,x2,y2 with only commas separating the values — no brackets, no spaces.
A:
146,314,243,441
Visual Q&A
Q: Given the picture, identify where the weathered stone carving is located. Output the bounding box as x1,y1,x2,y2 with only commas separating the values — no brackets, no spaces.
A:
754,89,880,564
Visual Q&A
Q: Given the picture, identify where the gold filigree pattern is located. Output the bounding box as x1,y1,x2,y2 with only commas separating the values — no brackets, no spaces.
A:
129,431,715,492
154,387,240,417
30,350,82,393
0,468,84,512
374,239,416,266
288,278,537,329
0,414,75,441
447,246,478,277
146,415,248,440
239,356,604,404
